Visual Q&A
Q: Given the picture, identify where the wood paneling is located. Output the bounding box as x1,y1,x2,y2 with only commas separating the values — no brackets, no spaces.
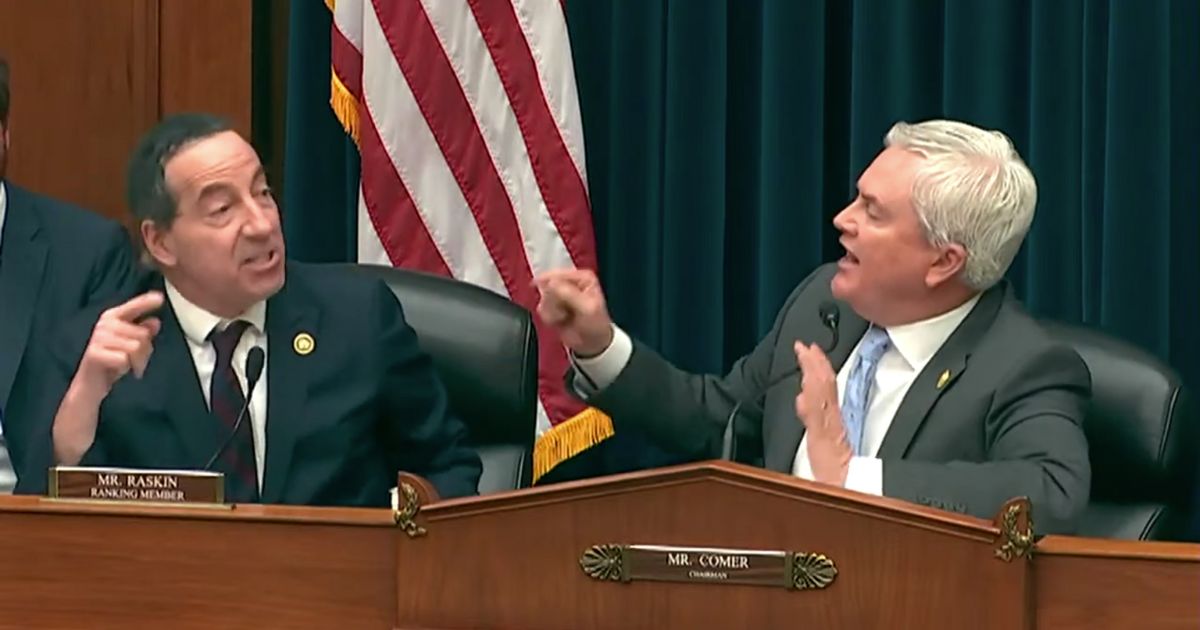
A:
0,496,396,629
0,464,1197,628
0,1,159,224
0,0,251,225
159,0,252,137
1033,536,1200,629
395,462,1031,630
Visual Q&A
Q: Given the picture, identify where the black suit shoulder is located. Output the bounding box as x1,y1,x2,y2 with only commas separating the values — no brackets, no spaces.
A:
285,260,392,303
9,184,128,249
7,184,136,308
280,261,405,335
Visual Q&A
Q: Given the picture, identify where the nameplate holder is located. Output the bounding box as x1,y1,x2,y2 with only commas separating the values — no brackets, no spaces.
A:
48,466,226,506
580,544,838,590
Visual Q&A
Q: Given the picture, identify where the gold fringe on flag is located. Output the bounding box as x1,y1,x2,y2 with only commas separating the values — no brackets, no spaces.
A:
325,0,336,13
329,71,361,148
532,407,614,484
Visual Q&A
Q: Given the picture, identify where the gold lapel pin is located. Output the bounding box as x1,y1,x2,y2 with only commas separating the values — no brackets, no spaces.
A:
936,369,951,390
293,332,315,356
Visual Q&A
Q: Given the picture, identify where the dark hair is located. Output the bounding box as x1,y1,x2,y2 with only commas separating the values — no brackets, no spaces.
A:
126,112,232,227
0,56,10,125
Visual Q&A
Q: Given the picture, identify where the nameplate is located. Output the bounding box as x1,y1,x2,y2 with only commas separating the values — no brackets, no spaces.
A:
48,466,225,505
580,544,837,590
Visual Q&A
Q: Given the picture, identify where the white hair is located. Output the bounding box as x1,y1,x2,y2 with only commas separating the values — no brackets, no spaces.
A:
885,120,1037,291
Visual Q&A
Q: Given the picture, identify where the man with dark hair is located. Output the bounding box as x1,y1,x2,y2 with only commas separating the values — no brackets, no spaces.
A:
0,56,137,493
22,113,482,505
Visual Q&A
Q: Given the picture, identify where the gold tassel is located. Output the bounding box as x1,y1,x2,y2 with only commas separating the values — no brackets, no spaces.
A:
325,0,336,13
329,71,361,147
532,408,615,483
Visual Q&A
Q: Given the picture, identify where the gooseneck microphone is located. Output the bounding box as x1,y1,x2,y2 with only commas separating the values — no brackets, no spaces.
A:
819,301,840,352
720,301,841,460
203,347,266,471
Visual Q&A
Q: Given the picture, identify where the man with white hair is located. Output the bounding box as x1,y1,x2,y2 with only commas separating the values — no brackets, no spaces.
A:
535,119,1091,534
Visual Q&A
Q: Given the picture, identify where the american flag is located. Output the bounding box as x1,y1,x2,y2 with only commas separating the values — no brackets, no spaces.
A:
327,0,610,482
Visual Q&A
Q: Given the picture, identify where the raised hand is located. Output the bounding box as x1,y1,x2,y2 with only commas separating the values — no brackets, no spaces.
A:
533,269,614,357
794,341,851,486
74,291,165,396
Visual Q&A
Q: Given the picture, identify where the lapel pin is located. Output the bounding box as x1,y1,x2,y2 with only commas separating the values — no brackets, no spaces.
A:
293,332,315,356
936,369,951,390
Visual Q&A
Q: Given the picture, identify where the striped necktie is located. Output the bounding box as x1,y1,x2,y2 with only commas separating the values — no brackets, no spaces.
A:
208,320,259,503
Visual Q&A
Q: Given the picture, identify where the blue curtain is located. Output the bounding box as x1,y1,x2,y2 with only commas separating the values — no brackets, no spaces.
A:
281,0,358,263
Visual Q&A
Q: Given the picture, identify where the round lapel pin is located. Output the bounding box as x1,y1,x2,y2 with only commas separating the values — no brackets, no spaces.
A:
293,332,315,356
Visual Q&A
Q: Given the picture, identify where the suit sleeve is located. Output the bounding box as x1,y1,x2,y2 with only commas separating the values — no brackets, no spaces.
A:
12,306,112,493
372,282,482,499
583,268,820,460
881,345,1092,535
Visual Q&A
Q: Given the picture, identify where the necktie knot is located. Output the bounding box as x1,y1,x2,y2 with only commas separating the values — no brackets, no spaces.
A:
208,320,250,363
859,326,891,364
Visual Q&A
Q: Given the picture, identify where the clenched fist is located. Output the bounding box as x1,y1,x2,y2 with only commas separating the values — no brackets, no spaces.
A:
534,269,615,357
74,291,164,397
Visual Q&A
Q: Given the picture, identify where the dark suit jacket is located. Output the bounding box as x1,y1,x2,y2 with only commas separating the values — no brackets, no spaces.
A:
17,261,482,505
581,264,1092,534
0,184,136,476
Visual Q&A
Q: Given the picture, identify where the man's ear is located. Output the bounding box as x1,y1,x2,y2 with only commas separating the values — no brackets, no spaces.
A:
140,219,177,268
926,242,967,288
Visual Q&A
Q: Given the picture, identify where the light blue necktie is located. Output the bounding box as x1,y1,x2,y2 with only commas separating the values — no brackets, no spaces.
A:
842,326,891,456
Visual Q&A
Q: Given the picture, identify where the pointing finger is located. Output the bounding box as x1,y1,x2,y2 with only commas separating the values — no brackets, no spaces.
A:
106,291,164,323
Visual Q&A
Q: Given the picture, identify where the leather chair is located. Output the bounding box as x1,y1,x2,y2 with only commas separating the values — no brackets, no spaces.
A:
344,264,538,494
1042,321,1196,540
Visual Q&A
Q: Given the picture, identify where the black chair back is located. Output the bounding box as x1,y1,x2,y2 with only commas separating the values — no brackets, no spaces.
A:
1042,321,1195,540
346,264,538,494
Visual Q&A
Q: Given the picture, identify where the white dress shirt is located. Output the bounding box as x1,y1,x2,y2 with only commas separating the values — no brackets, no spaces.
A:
0,181,15,493
165,281,269,490
571,294,981,496
790,295,980,494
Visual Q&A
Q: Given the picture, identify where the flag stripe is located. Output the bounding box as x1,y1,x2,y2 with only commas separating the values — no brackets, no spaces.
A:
355,187,392,267
467,0,598,271
375,0,531,293
359,3,505,293
356,2,553,434
331,23,363,99
371,0,582,424
357,106,453,276
332,0,364,50
418,0,576,279
510,0,589,189
330,0,613,463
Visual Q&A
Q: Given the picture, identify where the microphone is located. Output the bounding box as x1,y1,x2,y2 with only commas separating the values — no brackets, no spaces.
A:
203,347,266,471
819,301,840,352
720,302,841,461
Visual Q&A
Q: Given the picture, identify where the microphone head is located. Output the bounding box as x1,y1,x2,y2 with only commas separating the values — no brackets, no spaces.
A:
246,347,266,384
818,301,840,327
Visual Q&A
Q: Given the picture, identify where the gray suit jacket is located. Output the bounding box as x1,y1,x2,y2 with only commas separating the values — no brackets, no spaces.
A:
583,264,1091,534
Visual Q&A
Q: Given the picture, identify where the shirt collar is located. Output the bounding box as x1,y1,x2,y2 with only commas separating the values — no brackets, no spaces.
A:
881,293,982,370
164,279,267,346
